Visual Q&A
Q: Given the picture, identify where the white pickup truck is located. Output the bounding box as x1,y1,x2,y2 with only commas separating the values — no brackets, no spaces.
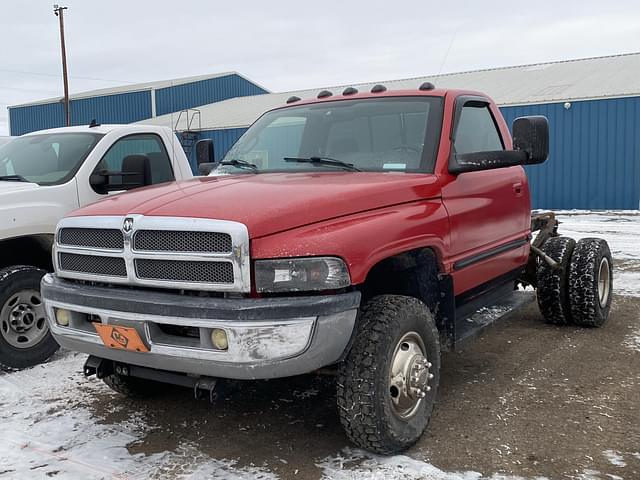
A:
0,124,194,368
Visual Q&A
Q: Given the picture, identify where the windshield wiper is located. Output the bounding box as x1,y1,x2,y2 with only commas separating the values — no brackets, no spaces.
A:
219,159,259,172
0,175,30,182
283,156,361,172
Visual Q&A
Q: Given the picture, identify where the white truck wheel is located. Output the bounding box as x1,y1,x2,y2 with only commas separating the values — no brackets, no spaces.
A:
0,266,59,369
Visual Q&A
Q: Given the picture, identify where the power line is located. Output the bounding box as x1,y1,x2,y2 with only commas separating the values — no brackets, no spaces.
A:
0,68,135,85
0,85,61,94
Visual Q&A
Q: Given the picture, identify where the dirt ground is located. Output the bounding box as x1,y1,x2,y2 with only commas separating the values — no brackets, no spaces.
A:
78,293,639,480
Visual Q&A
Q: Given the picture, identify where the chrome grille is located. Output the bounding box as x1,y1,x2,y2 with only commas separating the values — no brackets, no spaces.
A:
135,259,234,284
59,253,127,277
133,230,232,253
59,228,124,249
54,216,250,292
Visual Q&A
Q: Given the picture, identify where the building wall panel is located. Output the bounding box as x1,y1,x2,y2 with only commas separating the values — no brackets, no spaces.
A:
9,91,152,135
185,128,247,170
9,102,65,136
70,90,152,126
9,74,266,136
155,74,267,117
500,96,640,210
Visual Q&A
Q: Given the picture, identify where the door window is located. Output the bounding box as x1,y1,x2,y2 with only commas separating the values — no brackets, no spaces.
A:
454,104,504,154
94,134,174,189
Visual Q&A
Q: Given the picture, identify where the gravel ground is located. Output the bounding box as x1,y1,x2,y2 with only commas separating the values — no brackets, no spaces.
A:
0,212,639,480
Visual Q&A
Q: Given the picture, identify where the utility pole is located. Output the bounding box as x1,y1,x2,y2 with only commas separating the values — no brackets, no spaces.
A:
53,5,70,126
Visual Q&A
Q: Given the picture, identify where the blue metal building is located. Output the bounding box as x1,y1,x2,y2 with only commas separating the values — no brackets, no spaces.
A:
7,72,268,136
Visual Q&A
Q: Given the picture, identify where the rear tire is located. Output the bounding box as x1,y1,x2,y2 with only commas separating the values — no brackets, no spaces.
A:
536,237,575,325
102,372,164,398
569,238,613,327
0,266,59,369
337,295,440,454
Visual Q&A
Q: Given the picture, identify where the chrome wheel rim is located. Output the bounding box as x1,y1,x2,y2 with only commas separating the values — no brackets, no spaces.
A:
597,257,611,307
388,331,433,419
0,289,48,349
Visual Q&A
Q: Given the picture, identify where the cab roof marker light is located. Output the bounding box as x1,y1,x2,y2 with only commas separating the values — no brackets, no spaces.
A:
419,82,435,91
317,90,333,99
342,87,358,96
371,84,387,93
286,96,301,104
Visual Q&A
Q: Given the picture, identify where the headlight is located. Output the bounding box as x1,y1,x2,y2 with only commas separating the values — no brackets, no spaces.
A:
254,257,351,293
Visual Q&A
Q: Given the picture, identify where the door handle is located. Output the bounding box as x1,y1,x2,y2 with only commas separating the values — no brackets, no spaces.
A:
512,182,523,196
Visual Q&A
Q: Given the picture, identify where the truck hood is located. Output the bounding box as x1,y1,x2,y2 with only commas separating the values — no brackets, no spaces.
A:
71,172,442,238
0,181,39,195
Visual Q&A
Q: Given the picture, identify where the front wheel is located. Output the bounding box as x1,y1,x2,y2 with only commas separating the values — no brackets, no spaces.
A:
337,295,440,454
0,266,59,369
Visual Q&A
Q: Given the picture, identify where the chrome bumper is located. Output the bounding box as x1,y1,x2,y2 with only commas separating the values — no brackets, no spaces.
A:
42,274,360,380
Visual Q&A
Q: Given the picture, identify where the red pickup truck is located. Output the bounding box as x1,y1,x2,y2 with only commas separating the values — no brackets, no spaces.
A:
41,84,613,454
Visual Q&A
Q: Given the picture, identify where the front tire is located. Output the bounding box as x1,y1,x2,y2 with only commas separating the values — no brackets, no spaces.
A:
0,266,59,369
569,238,613,327
337,295,440,454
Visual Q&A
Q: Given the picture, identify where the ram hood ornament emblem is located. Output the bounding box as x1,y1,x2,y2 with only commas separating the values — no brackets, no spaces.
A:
123,217,134,233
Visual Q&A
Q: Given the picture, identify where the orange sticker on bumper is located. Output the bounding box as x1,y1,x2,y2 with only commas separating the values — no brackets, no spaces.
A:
94,324,149,353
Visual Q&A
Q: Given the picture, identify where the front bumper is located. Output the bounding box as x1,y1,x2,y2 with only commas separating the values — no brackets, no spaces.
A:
42,274,360,380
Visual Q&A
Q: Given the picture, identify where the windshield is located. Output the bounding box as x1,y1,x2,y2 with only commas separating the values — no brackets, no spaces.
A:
215,96,443,174
0,132,103,185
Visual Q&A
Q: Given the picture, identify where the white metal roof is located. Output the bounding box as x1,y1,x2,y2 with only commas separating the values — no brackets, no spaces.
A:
140,52,640,132
10,71,270,108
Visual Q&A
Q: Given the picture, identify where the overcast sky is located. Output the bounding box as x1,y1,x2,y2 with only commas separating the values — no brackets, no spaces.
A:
2,0,640,135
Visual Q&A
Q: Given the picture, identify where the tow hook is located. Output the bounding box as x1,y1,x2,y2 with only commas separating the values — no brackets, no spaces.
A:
83,355,113,379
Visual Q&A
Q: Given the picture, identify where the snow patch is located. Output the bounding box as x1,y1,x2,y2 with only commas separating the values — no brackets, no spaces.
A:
603,450,626,467
468,306,512,326
556,213,640,261
317,449,549,480
0,353,275,479
557,213,640,297
623,328,640,352
614,271,640,298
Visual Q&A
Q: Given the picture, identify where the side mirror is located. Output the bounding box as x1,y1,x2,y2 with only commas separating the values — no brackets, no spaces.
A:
195,139,217,175
448,115,550,174
90,154,152,194
512,116,549,165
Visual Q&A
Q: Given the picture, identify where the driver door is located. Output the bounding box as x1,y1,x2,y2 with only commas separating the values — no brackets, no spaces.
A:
441,97,530,295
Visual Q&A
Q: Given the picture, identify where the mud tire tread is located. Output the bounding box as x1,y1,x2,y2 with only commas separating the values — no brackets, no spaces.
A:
336,295,440,454
569,238,613,327
536,237,576,325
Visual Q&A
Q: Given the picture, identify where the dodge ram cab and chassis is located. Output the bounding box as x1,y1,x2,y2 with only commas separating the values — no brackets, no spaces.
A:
42,85,613,453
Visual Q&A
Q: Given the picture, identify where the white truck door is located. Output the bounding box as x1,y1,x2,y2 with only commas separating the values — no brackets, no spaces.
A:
76,131,181,206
